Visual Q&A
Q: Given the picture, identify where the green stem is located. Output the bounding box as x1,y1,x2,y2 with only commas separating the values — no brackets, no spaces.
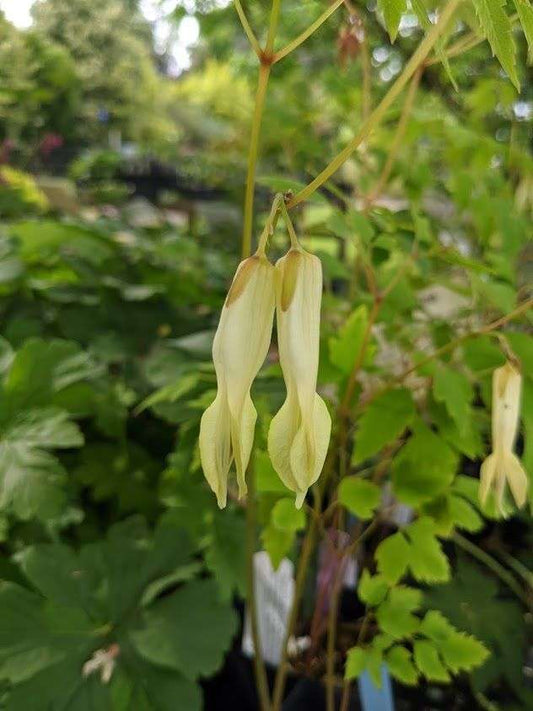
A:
234,0,262,56
286,0,462,209
453,532,529,606
272,492,320,711
265,0,282,54
242,62,271,258
273,0,344,63
365,67,422,207
246,460,272,711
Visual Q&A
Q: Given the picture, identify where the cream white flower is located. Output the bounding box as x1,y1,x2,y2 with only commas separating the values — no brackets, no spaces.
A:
200,254,276,507
479,361,528,513
268,248,331,508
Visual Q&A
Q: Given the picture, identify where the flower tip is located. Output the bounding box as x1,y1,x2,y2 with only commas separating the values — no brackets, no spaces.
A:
295,491,306,509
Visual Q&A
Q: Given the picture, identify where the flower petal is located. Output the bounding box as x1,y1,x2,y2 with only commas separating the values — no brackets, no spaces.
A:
199,392,232,508
505,452,528,509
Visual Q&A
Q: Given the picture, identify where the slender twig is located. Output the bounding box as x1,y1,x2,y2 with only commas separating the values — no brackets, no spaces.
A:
246,461,271,711
339,612,372,711
396,298,533,383
453,532,529,607
286,0,462,209
272,491,321,711
364,67,422,208
265,0,282,54
361,24,371,121
242,62,272,258
340,296,382,416
355,297,532,416
234,0,262,56
273,0,345,63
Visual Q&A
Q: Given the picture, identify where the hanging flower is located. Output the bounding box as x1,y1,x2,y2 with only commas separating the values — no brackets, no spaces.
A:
479,361,528,513
268,247,331,508
200,253,276,508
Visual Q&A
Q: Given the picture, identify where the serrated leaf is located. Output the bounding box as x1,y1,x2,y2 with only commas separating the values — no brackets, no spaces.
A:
359,570,389,606
413,640,450,682
345,646,366,680
352,389,415,464
376,587,422,639
448,495,484,533
375,531,410,584
377,0,407,41
405,517,450,583
338,477,381,519
131,579,238,680
419,610,455,642
439,631,490,673
472,0,519,88
392,420,458,505
385,646,418,685
513,0,533,63
433,365,473,428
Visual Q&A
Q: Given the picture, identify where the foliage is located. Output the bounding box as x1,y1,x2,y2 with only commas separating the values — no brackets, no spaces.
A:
0,0,531,708
0,167,49,219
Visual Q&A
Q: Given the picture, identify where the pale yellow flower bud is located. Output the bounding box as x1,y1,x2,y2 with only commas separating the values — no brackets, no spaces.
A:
200,254,276,508
268,248,332,508
479,361,528,513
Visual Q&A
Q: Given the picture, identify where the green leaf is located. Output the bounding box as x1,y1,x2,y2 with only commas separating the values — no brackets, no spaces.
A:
439,631,490,673
385,646,418,685
392,420,458,505
471,0,519,89
358,570,389,606
413,640,450,682
0,408,83,520
345,646,366,680
375,532,410,585
433,365,473,428
513,0,533,62
0,582,94,685
261,523,295,570
448,495,484,533
377,0,407,41
271,497,306,532
338,478,381,519
131,579,237,680
205,510,246,600
329,305,372,375
376,586,421,639
352,389,415,464
419,610,455,642
405,517,450,583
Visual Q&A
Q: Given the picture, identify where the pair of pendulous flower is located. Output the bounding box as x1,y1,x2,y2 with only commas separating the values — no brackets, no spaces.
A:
199,234,331,510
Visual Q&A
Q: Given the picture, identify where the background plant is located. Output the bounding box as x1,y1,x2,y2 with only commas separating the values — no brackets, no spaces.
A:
0,0,531,710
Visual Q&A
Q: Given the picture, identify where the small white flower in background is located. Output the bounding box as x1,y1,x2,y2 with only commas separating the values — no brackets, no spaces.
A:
479,361,529,514
82,643,120,684
200,253,276,507
268,247,332,508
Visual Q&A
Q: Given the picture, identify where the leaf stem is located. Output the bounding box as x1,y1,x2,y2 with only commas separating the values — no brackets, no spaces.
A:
364,67,422,208
272,491,321,711
453,532,529,607
265,0,282,54
234,0,262,57
286,0,462,209
273,0,345,63
246,459,272,711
